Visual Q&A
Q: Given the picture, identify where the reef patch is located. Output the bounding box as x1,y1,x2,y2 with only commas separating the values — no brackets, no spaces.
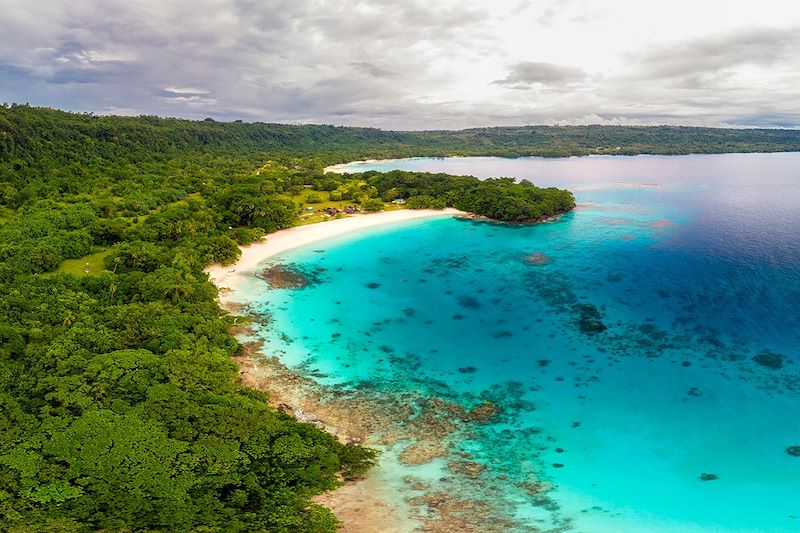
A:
752,350,785,370
523,252,551,266
256,262,320,288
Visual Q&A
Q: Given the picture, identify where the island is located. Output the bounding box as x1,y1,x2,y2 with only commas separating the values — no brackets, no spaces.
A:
1,105,799,532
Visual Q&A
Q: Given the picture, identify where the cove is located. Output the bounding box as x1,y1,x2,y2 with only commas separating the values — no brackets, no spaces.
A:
238,153,800,532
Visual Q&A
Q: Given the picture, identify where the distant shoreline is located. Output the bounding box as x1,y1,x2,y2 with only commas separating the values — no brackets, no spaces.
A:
323,151,800,175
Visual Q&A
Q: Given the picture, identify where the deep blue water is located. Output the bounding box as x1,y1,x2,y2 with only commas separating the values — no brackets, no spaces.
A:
241,154,800,532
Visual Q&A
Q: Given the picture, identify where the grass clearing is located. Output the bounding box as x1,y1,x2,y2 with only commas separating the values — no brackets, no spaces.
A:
55,248,113,277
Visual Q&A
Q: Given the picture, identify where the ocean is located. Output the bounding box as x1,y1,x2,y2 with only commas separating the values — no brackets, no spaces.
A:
236,153,800,532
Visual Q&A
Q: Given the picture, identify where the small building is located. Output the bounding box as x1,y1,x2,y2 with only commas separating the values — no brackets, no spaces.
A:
305,206,314,212
392,198,405,205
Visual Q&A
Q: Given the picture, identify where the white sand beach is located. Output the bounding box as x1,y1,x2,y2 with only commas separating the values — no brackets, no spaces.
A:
205,207,466,532
205,208,465,292
322,158,390,173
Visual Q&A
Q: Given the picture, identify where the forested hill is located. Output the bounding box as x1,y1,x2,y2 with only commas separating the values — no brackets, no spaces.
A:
3,105,800,167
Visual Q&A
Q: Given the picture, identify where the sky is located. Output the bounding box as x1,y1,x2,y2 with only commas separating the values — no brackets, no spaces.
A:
1,0,799,129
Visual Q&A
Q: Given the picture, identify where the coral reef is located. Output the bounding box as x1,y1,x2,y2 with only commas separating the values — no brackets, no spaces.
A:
575,303,608,334
256,262,319,288
752,350,785,370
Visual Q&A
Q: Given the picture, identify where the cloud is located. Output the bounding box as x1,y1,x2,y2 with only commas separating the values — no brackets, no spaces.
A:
0,0,797,128
162,87,211,96
493,61,588,88
629,25,800,82
350,62,398,79
157,87,216,105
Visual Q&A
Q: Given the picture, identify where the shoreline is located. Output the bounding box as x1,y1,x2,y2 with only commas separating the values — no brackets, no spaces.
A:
205,208,469,532
206,208,465,293
324,157,434,173
323,151,800,174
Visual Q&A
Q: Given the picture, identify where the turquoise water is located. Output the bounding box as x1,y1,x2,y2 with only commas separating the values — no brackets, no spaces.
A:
246,154,800,531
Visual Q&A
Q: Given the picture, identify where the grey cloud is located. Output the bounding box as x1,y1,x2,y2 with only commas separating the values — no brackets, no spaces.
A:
493,61,588,88
0,0,493,120
350,62,398,79
631,26,800,82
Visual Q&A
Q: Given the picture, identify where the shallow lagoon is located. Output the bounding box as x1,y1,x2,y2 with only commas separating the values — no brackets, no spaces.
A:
246,153,800,531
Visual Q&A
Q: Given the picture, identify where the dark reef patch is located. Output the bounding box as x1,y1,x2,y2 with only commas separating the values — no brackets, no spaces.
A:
574,304,607,334
457,295,482,309
256,263,320,289
752,350,785,370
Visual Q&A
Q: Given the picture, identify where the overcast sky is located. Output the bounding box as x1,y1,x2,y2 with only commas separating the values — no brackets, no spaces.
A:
1,0,799,129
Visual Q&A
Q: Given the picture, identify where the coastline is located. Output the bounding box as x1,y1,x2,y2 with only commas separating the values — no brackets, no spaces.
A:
206,208,465,293
323,151,800,176
323,157,432,174
205,208,468,532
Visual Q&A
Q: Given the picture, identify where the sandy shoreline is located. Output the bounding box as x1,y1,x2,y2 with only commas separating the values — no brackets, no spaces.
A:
323,158,419,173
204,208,470,532
206,208,464,292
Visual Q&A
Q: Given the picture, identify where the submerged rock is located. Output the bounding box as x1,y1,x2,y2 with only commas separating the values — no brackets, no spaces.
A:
787,446,800,457
752,350,785,370
699,473,719,481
